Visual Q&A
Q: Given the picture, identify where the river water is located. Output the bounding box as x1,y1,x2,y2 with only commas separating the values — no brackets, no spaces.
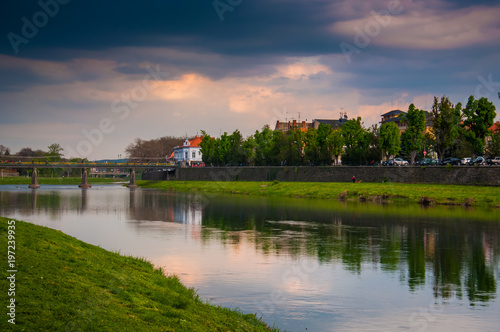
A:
1,184,499,331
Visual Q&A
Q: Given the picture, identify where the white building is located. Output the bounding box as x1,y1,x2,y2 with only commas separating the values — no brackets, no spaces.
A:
173,136,204,166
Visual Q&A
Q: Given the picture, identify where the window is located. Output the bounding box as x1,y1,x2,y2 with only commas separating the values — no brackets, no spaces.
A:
184,151,188,160
192,151,196,158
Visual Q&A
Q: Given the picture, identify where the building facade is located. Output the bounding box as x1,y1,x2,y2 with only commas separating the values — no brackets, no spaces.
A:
173,136,204,166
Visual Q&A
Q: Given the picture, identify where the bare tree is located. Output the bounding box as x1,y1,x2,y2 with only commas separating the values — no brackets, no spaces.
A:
125,136,185,161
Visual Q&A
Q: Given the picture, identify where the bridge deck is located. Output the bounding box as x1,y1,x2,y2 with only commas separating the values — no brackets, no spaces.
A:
0,162,176,169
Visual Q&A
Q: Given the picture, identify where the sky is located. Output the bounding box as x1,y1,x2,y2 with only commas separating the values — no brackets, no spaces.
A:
1,0,499,160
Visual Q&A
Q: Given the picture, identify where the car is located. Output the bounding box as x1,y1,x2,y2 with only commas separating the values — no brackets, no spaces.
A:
469,156,486,165
420,158,438,166
489,157,500,166
440,157,461,166
460,157,471,165
391,157,409,166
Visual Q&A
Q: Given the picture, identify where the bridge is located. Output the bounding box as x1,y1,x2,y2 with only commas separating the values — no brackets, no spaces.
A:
0,162,177,189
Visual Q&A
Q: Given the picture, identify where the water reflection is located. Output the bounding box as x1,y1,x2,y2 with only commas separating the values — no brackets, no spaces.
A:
0,186,499,311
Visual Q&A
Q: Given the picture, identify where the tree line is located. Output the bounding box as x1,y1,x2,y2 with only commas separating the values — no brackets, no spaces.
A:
199,95,498,166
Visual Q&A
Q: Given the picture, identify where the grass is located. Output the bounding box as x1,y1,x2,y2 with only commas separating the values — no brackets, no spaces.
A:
0,217,277,331
0,177,127,185
137,180,500,208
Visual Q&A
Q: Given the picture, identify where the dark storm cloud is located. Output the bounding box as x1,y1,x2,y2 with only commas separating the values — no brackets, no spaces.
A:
0,0,341,56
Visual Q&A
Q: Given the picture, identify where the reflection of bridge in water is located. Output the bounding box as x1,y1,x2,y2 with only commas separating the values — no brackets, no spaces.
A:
0,162,176,189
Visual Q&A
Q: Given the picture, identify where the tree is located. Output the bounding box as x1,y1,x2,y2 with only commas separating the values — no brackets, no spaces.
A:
241,136,256,166
126,136,184,161
281,128,305,166
400,104,425,165
341,117,371,165
486,122,500,158
462,96,497,157
379,122,401,161
47,143,64,161
254,126,275,166
226,130,246,166
17,147,45,157
431,96,461,162
304,124,337,165
304,127,319,165
199,131,217,165
327,128,344,165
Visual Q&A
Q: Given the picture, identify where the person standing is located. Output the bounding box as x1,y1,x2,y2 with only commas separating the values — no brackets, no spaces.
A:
352,175,356,183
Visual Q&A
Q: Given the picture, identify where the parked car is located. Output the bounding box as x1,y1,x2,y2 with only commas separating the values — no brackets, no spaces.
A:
460,157,471,165
469,156,486,165
391,158,409,166
420,158,438,166
440,157,461,166
489,157,500,166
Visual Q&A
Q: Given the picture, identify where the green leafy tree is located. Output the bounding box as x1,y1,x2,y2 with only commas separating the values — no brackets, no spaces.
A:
379,122,401,161
282,129,305,166
327,128,344,165
304,128,319,164
241,136,256,166
462,96,497,157
486,121,500,158
199,131,217,166
226,130,245,166
341,117,371,165
254,126,275,166
431,96,462,162
401,104,425,165
47,143,64,161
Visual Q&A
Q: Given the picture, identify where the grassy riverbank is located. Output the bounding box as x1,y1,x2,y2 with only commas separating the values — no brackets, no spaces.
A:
137,180,500,207
0,217,277,331
0,177,126,185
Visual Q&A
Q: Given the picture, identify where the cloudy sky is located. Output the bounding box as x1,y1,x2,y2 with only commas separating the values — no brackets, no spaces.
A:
1,0,499,160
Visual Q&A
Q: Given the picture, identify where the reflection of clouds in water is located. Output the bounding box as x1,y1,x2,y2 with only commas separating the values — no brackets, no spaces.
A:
1,186,500,332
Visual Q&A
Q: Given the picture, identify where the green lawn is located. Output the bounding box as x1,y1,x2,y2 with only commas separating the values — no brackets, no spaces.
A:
137,180,500,207
0,217,277,331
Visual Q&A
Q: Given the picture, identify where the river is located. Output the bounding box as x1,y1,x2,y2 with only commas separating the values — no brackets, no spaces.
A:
1,184,499,331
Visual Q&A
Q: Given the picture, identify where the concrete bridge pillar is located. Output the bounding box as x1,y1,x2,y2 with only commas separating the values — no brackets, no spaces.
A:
127,169,137,189
79,169,91,189
28,168,40,189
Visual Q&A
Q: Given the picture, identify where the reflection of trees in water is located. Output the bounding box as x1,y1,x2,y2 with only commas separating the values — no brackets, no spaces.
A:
0,190,65,217
200,197,500,304
1,188,498,304
127,190,203,224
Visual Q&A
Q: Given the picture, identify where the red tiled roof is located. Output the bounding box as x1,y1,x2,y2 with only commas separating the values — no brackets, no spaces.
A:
174,136,204,150
490,122,500,133
188,136,203,147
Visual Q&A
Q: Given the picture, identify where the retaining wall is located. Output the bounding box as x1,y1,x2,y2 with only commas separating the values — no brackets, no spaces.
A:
173,166,500,186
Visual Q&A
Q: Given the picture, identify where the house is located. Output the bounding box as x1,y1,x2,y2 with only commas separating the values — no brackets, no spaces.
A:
312,113,349,130
380,109,433,134
173,136,204,166
274,119,313,132
486,121,500,147
380,110,407,133
274,113,350,132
